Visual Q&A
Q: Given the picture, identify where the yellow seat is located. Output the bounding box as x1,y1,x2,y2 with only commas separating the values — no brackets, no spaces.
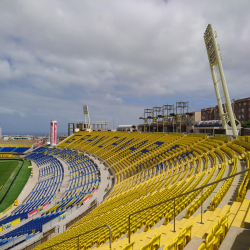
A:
163,236,178,250
123,241,135,250
197,242,205,250
140,241,152,250
176,230,186,250
184,224,193,243
151,233,162,249
204,232,215,250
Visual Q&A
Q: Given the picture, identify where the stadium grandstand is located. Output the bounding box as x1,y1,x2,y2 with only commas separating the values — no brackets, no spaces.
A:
0,141,36,158
0,24,250,250
0,131,249,250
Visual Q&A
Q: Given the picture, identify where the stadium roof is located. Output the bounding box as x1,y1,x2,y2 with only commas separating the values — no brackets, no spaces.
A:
194,120,222,128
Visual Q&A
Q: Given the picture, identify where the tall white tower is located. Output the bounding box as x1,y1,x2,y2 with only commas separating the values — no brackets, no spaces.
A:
50,120,57,146
204,24,237,136
83,105,91,131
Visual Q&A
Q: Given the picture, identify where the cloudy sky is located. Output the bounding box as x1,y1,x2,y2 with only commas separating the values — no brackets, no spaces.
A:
0,0,249,135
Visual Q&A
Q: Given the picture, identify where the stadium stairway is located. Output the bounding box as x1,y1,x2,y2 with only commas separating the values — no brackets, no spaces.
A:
51,156,71,202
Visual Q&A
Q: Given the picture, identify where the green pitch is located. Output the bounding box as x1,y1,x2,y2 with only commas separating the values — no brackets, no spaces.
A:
0,159,31,213
0,160,19,189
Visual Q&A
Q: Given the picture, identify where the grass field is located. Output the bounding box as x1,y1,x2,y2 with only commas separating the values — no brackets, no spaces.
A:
0,160,19,189
0,159,31,213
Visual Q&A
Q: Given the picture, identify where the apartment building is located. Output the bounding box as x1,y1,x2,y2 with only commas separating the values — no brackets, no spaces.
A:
201,97,250,123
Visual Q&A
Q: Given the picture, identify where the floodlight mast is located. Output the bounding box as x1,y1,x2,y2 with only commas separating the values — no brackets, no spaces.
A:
204,24,237,136
83,105,91,130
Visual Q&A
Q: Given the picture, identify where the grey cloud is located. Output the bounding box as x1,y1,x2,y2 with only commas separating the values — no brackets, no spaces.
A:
0,0,249,134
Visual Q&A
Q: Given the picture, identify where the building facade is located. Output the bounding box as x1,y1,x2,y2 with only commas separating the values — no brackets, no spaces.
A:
201,108,214,121
201,97,250,123
232,97,250,123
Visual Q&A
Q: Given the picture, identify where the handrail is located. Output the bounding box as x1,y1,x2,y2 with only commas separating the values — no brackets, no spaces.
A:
42,224,112,250
128,162,250,243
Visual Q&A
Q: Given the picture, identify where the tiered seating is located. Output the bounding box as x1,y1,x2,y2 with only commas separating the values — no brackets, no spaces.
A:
43,149,100,215
210,157,238,210
27,132,250,250
0,147,30,153
32,147,48,153
0,212,64,247
237,152,250,202
9,154,64,219
0,147,17,152
33,135,215,249
196,199,250,250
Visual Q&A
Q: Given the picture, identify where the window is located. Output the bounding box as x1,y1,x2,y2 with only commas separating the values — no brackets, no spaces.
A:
242,108,244,113
202,116,205,119
239,103,241,106
238,109,241,113
242,115,244,119
243,102,246,105
238,115,241,119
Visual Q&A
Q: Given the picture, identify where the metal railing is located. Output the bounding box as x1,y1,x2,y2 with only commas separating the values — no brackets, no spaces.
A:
42,224,112,250
128,165,250,243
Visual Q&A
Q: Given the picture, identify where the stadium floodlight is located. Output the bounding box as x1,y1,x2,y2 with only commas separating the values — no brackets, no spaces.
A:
204,24,237,136
83,105,88,115
83,105,91,130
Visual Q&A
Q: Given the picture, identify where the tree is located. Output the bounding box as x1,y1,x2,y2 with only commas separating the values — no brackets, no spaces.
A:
241,120,250,128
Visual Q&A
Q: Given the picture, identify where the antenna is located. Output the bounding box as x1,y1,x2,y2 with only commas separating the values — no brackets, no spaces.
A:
204,24,237,136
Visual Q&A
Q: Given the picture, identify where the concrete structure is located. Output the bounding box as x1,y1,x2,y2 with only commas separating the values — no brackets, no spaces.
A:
68,121,109,135
138,111,201,133
50,120,57,146
138,102,201,133
193,120,241,136
91,121,109,131
117,125,137,132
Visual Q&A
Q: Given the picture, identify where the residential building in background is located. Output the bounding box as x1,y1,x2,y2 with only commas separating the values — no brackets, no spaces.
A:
201,97,250,123
201,107,214,121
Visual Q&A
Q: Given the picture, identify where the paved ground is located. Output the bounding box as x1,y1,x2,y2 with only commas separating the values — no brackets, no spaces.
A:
219,226,250,250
